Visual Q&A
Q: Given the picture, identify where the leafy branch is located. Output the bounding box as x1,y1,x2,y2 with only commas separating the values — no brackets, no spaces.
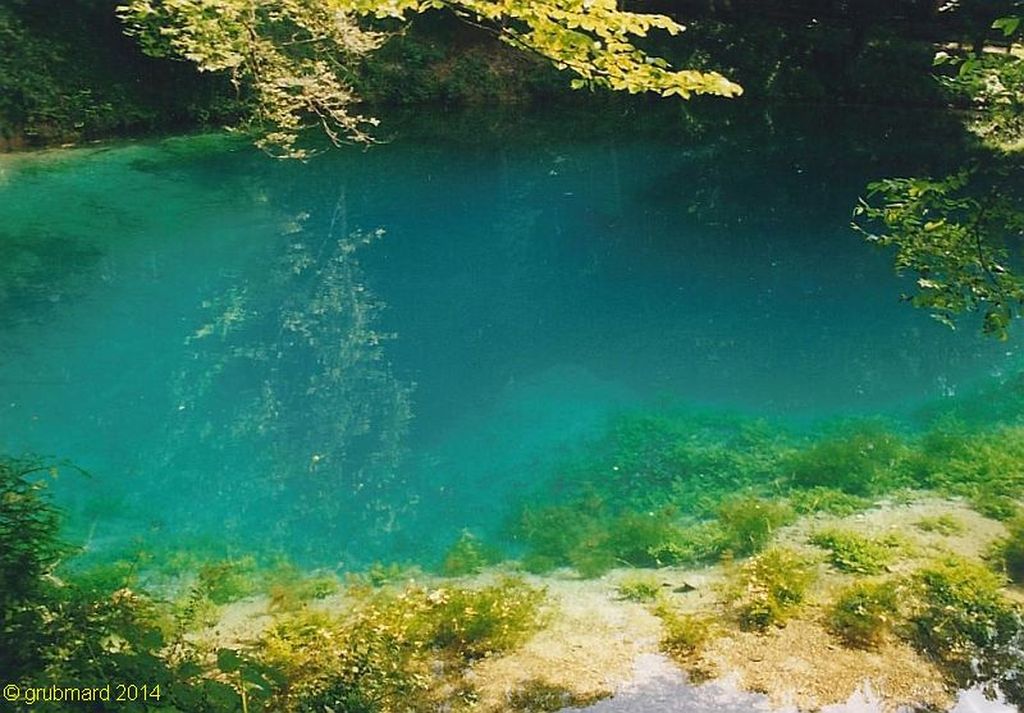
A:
117,0,741,157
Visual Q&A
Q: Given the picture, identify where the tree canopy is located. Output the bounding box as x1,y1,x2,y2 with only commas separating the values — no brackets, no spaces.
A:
854,8,1024,338
118,0,742,156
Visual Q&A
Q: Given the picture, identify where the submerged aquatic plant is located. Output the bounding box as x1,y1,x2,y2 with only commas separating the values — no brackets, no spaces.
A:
786,422,909,496
990,517,1024,584
506,679,610,711
723,547,816,632
714,495,794,557
616,574,662,602
654,600,715,661
914,513,966,536
0,456,273,710
809,529,899,575
197,557,260,605
515,502,690,577
826,580,902,649
907,558,1019,675
259,577,546,710
440,530,502,576
910,424,1024,520
787,486,871,516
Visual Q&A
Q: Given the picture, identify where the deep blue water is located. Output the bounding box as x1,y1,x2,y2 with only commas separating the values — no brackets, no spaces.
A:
0,105,1017,568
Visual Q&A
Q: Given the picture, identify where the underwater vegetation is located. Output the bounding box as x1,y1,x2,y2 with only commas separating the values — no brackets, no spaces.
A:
439,530,502,577
809,528,902,575
1,454,550,712
259,577,545,711
508,408,1024,579
991,516,1024,584
721,547,816,631
786,423,910,496
907,558,1024,699
713,496,796,557
908,423,1024,521
653,600,716,679
505,679,610,711
0,456,263,711
5,371,1024,710
615,573,663,602
825,579,903,649
914,513,966,536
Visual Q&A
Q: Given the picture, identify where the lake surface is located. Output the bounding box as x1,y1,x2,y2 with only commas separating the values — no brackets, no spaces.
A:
0,105,1017,568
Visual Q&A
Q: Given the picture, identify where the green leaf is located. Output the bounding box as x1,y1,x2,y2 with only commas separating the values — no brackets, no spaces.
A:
992,16,1021,37
217,648,243,673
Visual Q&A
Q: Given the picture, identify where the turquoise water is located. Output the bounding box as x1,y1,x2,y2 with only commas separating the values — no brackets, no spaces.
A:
0,106,1017,569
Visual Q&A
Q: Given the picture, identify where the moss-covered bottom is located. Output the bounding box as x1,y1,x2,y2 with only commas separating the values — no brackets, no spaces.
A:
161,496,1017,712
5,474,1021,712
5,376,1024,711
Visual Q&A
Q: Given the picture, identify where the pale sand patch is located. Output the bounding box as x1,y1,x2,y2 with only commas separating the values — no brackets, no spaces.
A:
701,618,950,711
468,573,665,710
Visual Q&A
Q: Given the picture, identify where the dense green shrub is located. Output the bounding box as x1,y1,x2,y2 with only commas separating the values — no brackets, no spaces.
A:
0,1,239,144
0,456,260,711
1,458,68,678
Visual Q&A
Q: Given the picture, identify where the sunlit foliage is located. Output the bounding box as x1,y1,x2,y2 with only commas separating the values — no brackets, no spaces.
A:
117,0,741,156
856,12,1024,337
854,170,1024,338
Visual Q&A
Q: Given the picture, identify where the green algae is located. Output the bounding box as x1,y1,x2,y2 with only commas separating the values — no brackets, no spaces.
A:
914,513,966,535
785,422,911,496
990,516,1024,584
258,577,545,711
440,530,502,576
809,529,901,575
616,573,663,602
722,547,817,632
506,679,610,711
826,580,903,649
654,600,716,663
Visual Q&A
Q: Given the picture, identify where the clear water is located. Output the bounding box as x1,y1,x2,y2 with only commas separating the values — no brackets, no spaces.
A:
0,105,1017,569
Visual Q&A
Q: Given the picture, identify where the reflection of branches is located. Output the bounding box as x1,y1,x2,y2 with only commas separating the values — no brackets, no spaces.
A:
168,215,412,531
